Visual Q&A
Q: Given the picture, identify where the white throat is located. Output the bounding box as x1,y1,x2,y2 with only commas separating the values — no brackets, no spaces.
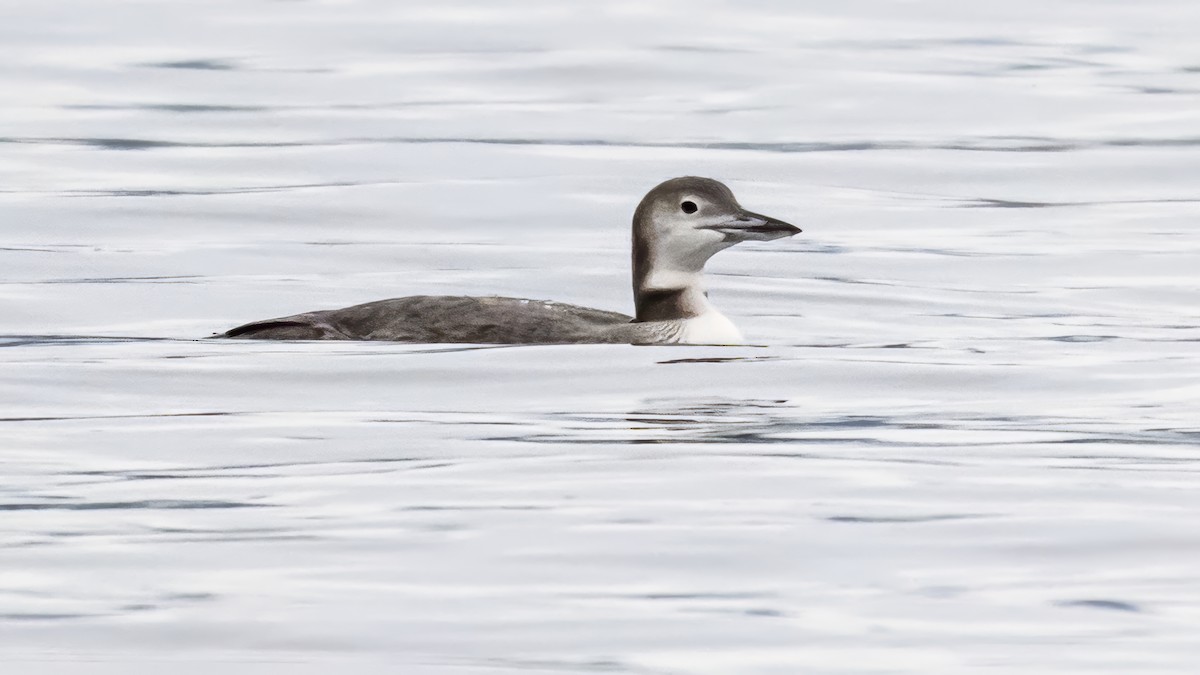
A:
641,267,703,294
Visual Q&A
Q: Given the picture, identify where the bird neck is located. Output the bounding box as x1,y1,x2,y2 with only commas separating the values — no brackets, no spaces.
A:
632,254,712,323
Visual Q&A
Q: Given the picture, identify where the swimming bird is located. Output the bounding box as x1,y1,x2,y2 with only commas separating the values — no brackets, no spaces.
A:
218,176,800,344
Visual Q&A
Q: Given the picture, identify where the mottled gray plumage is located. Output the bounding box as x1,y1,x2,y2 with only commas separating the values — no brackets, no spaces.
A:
223,296,648,343
218,176,799,344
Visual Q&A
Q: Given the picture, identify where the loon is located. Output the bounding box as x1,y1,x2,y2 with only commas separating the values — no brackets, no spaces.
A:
218,176,800,345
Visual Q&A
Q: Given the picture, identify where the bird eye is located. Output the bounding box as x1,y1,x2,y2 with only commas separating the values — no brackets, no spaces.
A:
680,200,698,214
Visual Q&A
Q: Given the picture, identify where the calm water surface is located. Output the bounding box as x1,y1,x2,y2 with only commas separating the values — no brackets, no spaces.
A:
2,1,1199,673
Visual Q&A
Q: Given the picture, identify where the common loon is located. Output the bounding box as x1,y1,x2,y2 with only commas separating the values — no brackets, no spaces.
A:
218,176,800,344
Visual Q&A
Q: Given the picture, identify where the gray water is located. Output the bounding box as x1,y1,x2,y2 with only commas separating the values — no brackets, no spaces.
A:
3,1,1200,673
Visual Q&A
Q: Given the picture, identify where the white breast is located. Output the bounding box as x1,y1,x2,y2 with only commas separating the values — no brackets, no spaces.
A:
676,310,744,345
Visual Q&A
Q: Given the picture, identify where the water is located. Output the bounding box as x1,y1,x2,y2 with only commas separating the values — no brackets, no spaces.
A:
2,1,1199,672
